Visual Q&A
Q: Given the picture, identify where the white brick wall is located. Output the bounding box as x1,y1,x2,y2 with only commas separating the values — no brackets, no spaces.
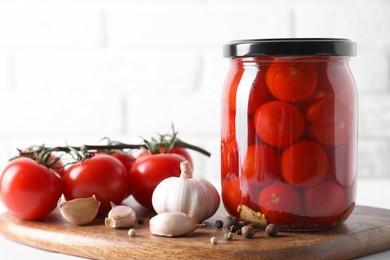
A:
14,49,202,93
0,4,104,46
0,0,390,183
107,4,207,47
0,92,126,137
0,50,11,91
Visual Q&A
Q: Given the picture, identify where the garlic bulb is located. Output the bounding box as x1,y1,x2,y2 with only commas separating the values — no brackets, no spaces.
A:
149,211,204,237
152,161,220,222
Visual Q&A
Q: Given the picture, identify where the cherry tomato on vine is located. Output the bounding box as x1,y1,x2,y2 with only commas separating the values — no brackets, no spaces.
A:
163,148,193,169
48,153,65,178
254,101,305,147
258,182,301,225
62,155,128,214
129,153,189,209
104,151,135,170
134,147,193,170
266,63,317,102
281,140,328,188
20,152,65,178
95,151,136,198
0,158,62,220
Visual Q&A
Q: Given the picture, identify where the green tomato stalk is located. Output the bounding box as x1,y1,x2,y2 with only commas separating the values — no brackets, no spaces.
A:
10,127,211,167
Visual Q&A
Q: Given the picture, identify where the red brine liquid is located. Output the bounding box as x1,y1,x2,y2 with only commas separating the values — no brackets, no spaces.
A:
221,54,357,231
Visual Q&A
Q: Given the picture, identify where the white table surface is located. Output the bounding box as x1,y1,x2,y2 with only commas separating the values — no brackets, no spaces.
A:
1,179,390,260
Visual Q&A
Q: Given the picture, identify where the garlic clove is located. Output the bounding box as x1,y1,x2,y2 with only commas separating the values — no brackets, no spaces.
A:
149,211,204,237
105,204,136,229
58,195,100,225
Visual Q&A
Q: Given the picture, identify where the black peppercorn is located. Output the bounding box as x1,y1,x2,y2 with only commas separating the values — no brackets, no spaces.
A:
236,228,242,235
215,220,224,229
137,219,144,225
265,224,279,237
241,225,255,239
223,216,239,229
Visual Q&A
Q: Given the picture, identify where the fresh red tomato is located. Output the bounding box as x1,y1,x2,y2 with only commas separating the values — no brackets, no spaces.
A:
133,149,150,159
258,182,301,225
281,140,328,188
95,151,136,198
0,158,62,220
303,181,345,219
254,101,305,147
20,152,65,178
134,147,193,170
164,148,193,169
221,174,242,218
242,144,280,186
129,153,188,209
48,153,65,178
266,63,317,102
306,96,353,146
104,151,135,171
62,155,128,214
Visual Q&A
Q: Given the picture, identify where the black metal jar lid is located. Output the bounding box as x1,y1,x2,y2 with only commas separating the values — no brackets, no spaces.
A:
223,38,357,58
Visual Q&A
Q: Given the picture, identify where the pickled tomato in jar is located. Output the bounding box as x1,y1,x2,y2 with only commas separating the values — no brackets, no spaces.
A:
221,39,357,231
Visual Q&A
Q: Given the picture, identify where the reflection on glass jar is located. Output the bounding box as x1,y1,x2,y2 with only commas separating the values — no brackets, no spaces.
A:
221,39,357,231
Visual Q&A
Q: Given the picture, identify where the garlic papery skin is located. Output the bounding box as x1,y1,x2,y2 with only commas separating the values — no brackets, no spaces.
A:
152,161,220,223
105,204,136,229
58,195,100,225
149,211,204,237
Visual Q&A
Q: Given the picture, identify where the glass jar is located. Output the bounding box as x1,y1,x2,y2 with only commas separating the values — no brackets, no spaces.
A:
221,39,357,231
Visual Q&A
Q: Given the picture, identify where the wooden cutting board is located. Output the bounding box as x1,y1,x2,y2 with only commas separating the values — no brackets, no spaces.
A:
1,199,390,260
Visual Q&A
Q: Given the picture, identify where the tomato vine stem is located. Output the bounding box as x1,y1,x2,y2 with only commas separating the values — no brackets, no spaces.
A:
12,126,211,164
171,139,211,157
13,140,211,161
